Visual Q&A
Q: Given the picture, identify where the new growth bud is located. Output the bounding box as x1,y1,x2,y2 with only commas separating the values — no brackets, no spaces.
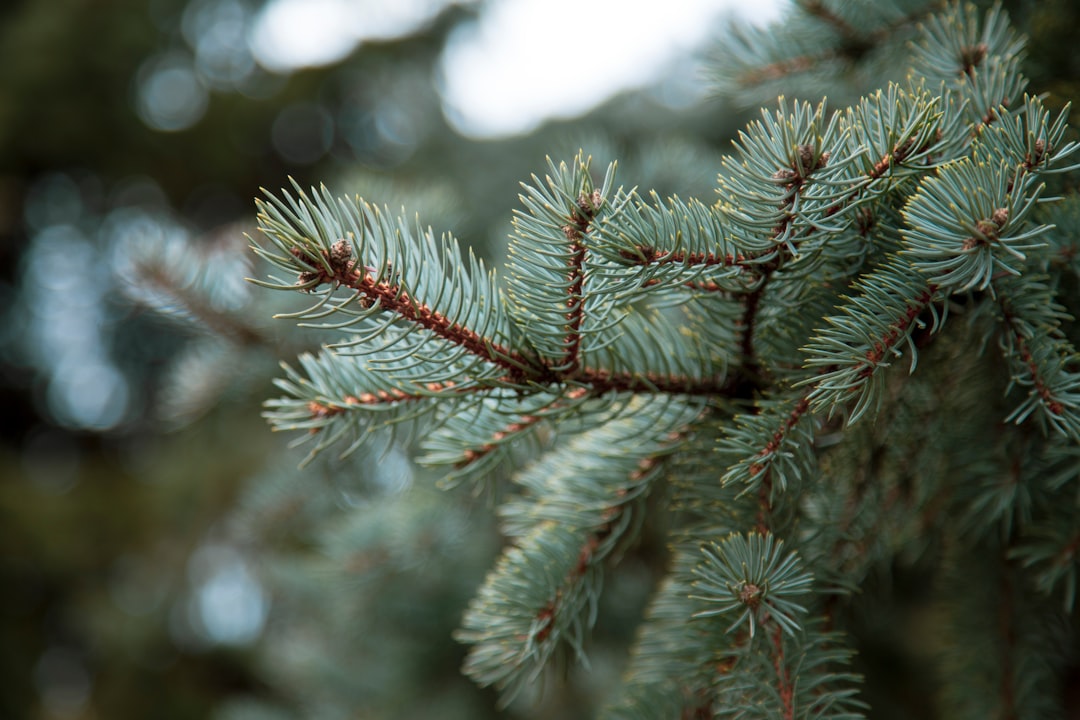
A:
329,238,353,273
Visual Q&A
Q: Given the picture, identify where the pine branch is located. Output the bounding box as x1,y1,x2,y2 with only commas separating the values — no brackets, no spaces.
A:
306,241,534,377
801,260,944,422
737,282,768,392
711,0,934,102
136,260,264,344
506,156,619,372
601,544,727,720
561,189,602,374
935,538,1068,720
992,274,1080,439
796,0,859,43
243,4,1080,715
457,399,699,704
120,223,264,345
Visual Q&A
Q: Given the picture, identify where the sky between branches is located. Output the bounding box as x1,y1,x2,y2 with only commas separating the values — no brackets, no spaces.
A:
249,0,785,138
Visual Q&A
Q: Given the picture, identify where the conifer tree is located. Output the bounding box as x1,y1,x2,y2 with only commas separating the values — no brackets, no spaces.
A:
222,1,1080,717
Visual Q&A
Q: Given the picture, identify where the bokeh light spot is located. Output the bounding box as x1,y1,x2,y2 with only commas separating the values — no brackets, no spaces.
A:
136,54,210,132
47,361,130,432
187,544,268,646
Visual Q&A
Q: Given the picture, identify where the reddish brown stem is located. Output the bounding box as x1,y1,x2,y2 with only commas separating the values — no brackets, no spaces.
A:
532,529,602,645
455,387,588,469
739,54,822,86
140,263,264,346
859,286,938,376
799,0,858,37
303,253,548,382
996,290,1067,416
526,438,679,647
771,623,795,720
561,198,594,374
752,394,813,532
738,279,768,390
736,5,925,87
621,245,762,272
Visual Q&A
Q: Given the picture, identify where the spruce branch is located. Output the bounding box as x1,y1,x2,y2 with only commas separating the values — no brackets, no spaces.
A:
601,546,727,719
981,95,1080,177
456,399,699,704
252,181,528,379
506,155,620,372
242,3,1080,715
992,275,1080,440
315,246,532,375
252,171,745,467
718,98,845,254
911,1,1025,86
718,391,819,504
1011,461,1080,610
690,535,865,720
601,85,952,304
910,3,1035,137
841,82,959,191
691,532,813,639
902,155,1049,292
800,260,944,422
593,192,761,294
710,0,934,103
709,623,868,720
120,223,264,345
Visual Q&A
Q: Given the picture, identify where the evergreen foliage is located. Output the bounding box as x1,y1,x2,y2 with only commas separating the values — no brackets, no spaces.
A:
240,2,1080,717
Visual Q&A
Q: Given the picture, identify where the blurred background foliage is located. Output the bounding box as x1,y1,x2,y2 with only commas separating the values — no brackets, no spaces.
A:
0,0,1077,718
